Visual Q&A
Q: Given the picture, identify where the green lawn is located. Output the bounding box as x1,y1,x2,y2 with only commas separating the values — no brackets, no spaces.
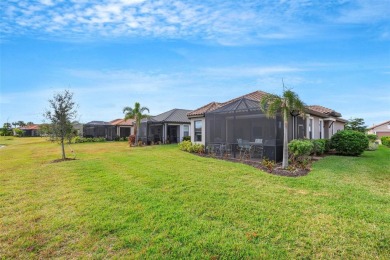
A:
1,137,389,259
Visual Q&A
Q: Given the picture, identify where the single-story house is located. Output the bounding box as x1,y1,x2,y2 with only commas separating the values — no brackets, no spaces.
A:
83,119,135,140
110,118,135,138
187,90,347,161
20,124,40,137
139,108,191,144
367,120,390,138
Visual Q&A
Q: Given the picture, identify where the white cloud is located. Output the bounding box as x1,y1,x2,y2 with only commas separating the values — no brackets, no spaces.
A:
2,0,388,44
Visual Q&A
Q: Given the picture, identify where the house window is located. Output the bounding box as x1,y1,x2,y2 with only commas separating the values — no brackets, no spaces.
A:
194,120,202,142
319,120,323,139
183,125,189,137
309,118,313,139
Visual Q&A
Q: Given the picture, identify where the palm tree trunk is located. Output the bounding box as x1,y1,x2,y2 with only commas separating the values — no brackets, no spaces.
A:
134,125,138,144
282,110,289,169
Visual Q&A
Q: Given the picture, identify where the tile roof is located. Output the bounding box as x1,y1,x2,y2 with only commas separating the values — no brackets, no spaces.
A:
20,124,40,130
187,102,223,117
147,109,191,123
306,105,341,117
367,120,390,130
188,90,269,117
110,118,134,126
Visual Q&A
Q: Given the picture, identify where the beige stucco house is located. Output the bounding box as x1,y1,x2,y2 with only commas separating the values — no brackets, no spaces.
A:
186,90,347,161
367,120,390,138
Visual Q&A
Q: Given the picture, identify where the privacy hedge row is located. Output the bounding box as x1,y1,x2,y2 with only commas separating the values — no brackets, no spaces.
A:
330,130,368,156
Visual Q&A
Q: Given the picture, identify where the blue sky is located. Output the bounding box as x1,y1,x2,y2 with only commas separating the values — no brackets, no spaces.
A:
1,0,389,127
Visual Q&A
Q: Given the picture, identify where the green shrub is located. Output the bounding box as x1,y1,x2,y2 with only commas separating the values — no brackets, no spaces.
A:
288,139,313,162
367,142,378,151
178,140,192,151
366,134,378,142
14,129,24,137
324,139,331,153
330,130,369,156
74,136,106,143
182,136,191,142
311,139,325,155
178,141,204,154
381,136,390,147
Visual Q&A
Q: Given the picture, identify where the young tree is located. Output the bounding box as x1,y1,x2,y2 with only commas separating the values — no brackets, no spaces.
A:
1,123,12,136
260,88,306,169
44,90,77,160
123,102,150,144
345,118,367,133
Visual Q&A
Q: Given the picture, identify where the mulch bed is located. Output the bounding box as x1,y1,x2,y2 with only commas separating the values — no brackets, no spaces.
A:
197,154,310,177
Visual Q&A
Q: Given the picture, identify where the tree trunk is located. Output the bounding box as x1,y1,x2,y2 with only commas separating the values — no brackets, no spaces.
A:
61,137,66,160
134,125,138,145
282,110,289,169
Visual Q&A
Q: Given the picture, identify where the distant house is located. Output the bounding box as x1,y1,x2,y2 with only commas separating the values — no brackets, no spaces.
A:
110,118,135,138
83,121,116,140
20,124,40,137
187,90,347,161
139,109,191,144
83,119,134,140
367,120,390,138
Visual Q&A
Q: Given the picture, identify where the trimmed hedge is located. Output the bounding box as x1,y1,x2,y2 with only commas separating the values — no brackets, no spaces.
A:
330,130,368,156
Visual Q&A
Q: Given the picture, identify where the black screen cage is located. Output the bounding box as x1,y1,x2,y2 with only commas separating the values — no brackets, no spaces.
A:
205,97,284,161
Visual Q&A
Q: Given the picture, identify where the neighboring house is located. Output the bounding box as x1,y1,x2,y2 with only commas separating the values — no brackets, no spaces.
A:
20,124,40,137
83,119,135,140
367,120,390,138
187,90,347,161
139,109,191,144
72,121,84,137
83,121,117,140
110,118,135,138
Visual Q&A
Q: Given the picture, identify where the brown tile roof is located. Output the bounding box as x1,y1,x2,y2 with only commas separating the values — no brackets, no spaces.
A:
187,90,269,117
20,124,40,130
306,105,341,117
187,102,223,117
110,119,134,126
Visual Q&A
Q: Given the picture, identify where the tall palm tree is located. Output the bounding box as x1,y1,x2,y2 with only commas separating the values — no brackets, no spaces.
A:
260,88,305,169
123,102,150,144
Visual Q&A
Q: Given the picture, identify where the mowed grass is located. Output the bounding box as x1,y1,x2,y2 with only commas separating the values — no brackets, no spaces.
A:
0,137,389,259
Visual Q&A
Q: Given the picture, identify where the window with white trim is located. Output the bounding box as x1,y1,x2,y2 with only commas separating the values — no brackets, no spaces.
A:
183,125,189,137
309,118,313,139
194,120,202,142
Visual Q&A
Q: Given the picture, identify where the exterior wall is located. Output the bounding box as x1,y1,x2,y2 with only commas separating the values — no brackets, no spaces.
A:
306,114,344,139
307,116,323,139
179,124,191,142
333,121,345,134
190,117,205,145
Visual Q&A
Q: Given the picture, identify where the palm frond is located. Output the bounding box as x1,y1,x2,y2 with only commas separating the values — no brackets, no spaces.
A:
260,94,282,118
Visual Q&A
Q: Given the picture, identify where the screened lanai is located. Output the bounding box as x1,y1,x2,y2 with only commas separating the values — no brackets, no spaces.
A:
205,97,284,161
